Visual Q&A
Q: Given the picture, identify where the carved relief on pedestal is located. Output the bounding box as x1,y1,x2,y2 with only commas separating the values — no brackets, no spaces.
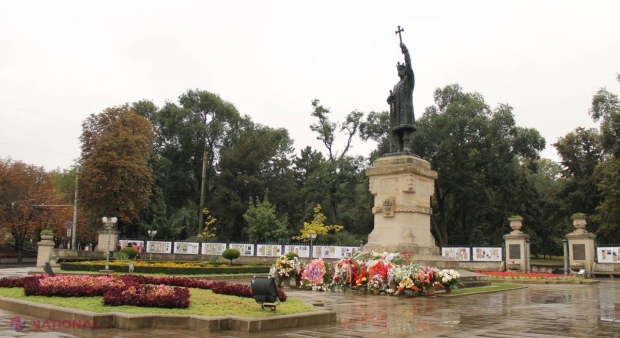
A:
380,178,400,194
372,203,432,216
417,178,429,198
382,197,395,217
369,178,378,195
401,174,416,193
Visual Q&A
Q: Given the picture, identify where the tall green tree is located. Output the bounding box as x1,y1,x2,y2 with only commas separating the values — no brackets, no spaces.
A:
411,84,545,246
243,194,289,242
589,74,620,242
79,104,155,235
214,118,297,240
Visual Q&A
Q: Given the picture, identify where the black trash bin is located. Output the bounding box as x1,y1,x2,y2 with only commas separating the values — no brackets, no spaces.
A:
108,251,114,259
250,276,279,311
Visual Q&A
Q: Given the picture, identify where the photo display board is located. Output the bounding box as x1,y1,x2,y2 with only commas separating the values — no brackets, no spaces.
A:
146,241,172,253
256,244,282,257
119,240,145,251
441,247,470,261
597,247,620,263
173,242,200,254
201,243,227,256
284,245,310,258
229,243,254,256
472,247,502,261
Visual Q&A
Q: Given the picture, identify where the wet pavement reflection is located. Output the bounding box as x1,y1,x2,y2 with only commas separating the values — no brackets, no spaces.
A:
0,267,618,337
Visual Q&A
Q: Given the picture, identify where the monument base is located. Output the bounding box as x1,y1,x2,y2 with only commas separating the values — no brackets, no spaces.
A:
363,243,459,269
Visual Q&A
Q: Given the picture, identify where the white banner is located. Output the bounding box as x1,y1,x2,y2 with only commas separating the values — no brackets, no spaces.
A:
472,247,502,262
442,247,470,261
174,242,200,254
229,243,254,256
597,247,620,263
201,243,227,255
284,245,310,258
256,244,282,257
146,241,172,254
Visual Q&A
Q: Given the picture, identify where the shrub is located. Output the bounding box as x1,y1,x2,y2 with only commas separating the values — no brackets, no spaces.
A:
103,284,190,308
0,276,31,288
285,252,299,260
40,229,53,236
222,248,240,265
210,281,287,302
59,262,269,275
119,247,138,259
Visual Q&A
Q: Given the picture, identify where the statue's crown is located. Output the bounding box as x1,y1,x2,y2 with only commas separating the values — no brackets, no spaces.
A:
396,62,406,70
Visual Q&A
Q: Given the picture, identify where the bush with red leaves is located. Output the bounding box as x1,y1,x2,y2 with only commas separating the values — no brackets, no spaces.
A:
0,276,32,288
210,282,287,302
131,275,213,289
103,284,190,308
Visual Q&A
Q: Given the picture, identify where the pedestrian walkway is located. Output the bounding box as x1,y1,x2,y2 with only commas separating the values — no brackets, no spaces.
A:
0,267,619,337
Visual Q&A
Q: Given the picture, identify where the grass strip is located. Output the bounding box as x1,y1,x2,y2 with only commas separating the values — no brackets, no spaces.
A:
0,287,314,317
439,284,524,296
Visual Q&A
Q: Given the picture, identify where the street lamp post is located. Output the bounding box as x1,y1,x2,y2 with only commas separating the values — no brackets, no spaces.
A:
147,230,157,260
101,216,117,271
307,233,317,259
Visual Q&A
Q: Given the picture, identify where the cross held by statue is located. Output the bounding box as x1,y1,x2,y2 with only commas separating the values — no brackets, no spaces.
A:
395,26,404,43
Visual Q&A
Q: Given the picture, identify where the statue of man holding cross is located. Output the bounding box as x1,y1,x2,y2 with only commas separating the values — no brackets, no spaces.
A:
388,26,416,153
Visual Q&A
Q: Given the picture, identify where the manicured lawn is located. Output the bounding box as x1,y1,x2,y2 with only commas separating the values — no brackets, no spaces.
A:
440,284,524,296
0,287,314,317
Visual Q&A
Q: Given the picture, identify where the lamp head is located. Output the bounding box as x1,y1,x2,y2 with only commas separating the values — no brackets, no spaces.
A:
111,217,118,224
102,216,108,224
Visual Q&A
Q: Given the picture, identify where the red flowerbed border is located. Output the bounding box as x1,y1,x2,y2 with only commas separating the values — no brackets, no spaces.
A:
0,275,288,306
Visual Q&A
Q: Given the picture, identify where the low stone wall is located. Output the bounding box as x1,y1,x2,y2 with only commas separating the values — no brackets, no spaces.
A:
592,262,620,277
458,261,502,271
50,249,106,266
0,296,337,332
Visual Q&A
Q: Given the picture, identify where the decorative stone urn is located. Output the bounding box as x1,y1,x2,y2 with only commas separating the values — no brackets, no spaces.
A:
40,235,54,242
571,213,587,234
508,216,524,234
507,263,521,271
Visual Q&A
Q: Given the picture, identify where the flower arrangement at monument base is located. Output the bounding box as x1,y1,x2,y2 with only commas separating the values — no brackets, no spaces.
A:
395,276,421,297
439,269,460,293
269,254,301,287
329,258,358,292
301,258,326,291
368,274,383,294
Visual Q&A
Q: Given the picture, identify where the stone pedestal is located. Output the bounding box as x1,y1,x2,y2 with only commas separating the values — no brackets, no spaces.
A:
36,235,55,267
503,218,529,273
97,229,120,254
364,155,457,268
566,216,595,277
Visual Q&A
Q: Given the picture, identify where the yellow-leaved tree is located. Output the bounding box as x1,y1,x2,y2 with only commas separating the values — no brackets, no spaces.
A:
293,204,343,241
197,208,217,239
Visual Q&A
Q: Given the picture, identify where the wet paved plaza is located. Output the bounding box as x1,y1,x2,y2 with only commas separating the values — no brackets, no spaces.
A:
0,267,619,337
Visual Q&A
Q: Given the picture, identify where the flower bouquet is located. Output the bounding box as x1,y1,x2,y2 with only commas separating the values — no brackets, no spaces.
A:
395,276,421,297
368,274,383,294
301,258,326,291
329,258,358,292
440,269,460,293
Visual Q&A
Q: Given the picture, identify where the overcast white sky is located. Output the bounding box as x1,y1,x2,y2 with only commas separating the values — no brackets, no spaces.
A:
1,1,619,171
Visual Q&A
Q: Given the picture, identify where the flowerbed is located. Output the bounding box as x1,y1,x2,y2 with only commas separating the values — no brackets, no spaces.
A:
210,282,287,301
476,271,578,280
60,262,269,275
0,275,287,309
103,283,190,308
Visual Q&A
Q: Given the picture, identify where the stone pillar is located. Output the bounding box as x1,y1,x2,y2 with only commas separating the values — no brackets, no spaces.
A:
97,229,120,254
503,217,529,273
566,215,595,277
36,235,55,267
364,155,439,255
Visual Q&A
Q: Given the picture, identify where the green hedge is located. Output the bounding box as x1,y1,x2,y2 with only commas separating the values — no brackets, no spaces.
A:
59,262,270,275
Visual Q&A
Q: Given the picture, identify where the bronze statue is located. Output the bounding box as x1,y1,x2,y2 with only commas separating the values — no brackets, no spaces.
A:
388,26,416,153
